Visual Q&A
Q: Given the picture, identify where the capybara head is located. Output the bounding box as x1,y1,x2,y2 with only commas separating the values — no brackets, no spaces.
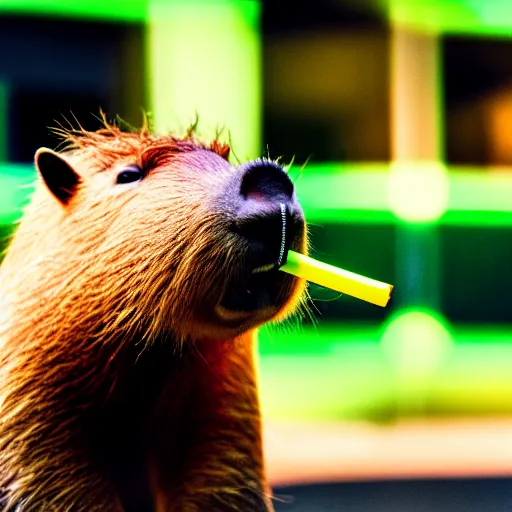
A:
7,120,308,344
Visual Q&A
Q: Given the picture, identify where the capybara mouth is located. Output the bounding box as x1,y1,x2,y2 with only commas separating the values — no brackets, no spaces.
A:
218,265,297,316
216,213,304,319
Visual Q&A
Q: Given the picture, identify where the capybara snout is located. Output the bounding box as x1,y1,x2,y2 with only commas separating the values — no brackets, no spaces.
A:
213,158,306,323
154,152,308,337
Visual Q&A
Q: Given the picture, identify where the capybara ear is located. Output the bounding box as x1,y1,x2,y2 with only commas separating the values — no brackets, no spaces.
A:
34,148,81,205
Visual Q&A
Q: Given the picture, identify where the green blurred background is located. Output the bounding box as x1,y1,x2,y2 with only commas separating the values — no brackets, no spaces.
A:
2,0,512,499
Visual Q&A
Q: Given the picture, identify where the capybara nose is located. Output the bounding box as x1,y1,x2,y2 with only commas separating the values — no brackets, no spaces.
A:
234,159,303,268
239,159,294,204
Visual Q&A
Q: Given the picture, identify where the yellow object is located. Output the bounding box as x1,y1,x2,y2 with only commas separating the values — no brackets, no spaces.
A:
280,251,393,307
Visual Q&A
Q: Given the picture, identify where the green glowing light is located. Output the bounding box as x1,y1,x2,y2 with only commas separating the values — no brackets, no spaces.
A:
258,323,393,420
388,161,449,223
381,0,512,37
3,0,512,39
146,0,261,160
293,163,512,226
0,164,36,225
448,169,512,211
380,309,452,380
0,82,7,162
292,163,389,211
380,309,452,414
0,0,148,21
258,321,512,420
440,210,512,226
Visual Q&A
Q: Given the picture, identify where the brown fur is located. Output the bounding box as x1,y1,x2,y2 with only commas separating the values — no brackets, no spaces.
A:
0,117,307,511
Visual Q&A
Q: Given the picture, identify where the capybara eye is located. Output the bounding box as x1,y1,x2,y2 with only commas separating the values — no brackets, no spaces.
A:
116,165,144,184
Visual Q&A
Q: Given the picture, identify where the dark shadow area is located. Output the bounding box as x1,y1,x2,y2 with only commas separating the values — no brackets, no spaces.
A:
0,14,145,162
444,36,512,166
440,225,512,323
262,1,389,163
274,477,512,511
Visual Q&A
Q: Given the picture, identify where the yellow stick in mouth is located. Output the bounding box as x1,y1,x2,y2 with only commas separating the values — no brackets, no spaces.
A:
280,250,393,307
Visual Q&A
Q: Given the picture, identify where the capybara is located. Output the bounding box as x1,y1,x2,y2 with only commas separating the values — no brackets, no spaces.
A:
0,118,307,512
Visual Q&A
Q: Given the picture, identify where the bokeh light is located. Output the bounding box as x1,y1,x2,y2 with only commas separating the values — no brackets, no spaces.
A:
388,161,450,223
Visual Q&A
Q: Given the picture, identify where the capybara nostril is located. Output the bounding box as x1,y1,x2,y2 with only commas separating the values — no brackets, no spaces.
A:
239,159,294,204
235,158,298,247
